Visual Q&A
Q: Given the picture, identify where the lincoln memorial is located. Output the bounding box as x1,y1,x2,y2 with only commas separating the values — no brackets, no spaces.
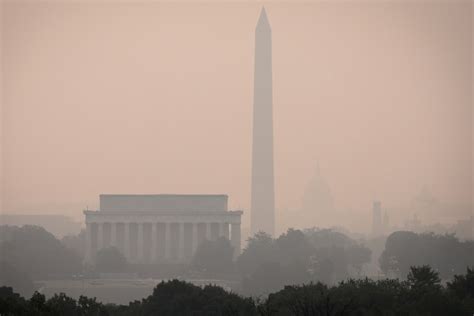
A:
84,194,242,264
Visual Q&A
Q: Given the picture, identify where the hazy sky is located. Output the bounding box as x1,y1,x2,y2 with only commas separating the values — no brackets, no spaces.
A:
1,0,472,232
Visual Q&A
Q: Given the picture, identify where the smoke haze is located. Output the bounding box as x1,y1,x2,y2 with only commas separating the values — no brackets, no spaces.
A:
1,0,472,233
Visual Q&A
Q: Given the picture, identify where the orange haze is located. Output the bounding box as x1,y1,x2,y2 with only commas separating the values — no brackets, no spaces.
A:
1,0,472,233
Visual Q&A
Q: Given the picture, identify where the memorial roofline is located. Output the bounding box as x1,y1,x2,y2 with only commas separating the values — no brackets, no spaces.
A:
99,194,228,197
83,210,243,215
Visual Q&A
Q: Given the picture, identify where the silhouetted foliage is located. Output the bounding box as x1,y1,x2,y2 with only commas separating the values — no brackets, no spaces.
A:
448,266,474,299
265,282,357,315
239,229,371,294
380,231,474,279
193,237,234,273
95,247,127,273
46,293,78,316
0,261,35,297
115,279,257,316
237,232,278,275
259,266,473,316
0,287,28,316
0,288,109,316
77,295,109,316
447,267,474,312
0,225,82,279
2,224,474,315
61,229,86,261
305,228,371,282
1,267,474,315
407,265,441,289
243,261,309,296
275,229,314,266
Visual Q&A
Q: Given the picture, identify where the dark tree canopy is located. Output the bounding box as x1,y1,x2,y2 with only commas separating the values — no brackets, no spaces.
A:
95,247,127,272
0,261,35,298
135,280,257,316
61,229,86,261
1,267,474,316
243,261,310,296
447,267,474,302
305,228,371,282
237,232,279,275
0,225,82,279
238,229,372,295
380,231,474,279
407,265,442,289
193,237,234,273
275,229,314,266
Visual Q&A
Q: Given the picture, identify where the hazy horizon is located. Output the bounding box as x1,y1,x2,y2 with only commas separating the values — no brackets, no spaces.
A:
1,0,473,234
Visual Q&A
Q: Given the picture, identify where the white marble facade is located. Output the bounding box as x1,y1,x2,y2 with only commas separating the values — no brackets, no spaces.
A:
84,195,242,264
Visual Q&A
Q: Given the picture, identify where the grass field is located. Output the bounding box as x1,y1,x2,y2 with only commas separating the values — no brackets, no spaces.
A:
37,278,238,304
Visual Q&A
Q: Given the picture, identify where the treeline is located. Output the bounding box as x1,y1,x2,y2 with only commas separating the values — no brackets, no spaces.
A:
0,226,374,297
199,228,473,295
1,266,473,315
380,230,474,279
1,225,474,298
235,229,371,295
0,226,82,296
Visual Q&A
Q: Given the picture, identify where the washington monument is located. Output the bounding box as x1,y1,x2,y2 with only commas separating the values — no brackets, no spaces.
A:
251,8,275,236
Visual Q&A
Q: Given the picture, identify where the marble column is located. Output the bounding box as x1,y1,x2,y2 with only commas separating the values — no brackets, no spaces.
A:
220,222,230,239
192,223,198,255
151,222,157,263
124,222,130,261
111,222,117,248
178,222,185,262
164,222,170,261
85,222,92,263
205,222,211,240
231,223,241,259
97,222,103,251
137,223,144,263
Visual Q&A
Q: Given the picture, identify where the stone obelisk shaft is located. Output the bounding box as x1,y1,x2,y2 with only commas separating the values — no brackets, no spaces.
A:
251,8,275,236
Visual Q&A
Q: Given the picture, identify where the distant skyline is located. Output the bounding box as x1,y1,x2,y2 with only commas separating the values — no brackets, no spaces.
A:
1,1,472,232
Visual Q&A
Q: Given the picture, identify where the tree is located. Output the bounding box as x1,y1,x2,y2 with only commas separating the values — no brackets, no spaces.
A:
380,231,474,279
242,261,309,296
407,265,441,290
193,237,234,273
140,280,257,315
0,261,35,297
447,267,474,313
46,293,78,316
304,228,371,283
402,266,466,316
1,270,474,316
95,247,127,272
0,225,82,279
77,295,108,316
447,267,474,300
0,287,28,316
28,292,49,316
236,232,278,275
61,230,86,261
264,282,357,316
275,229,314,266
346,243,371,275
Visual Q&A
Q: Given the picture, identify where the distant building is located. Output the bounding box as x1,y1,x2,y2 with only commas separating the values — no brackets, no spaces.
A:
0,214,81,238
83,194,242,264
301,164,335,227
